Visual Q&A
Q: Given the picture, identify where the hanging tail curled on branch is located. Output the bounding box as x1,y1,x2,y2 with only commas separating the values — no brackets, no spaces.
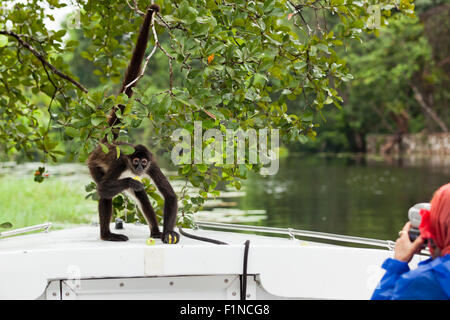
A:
104,3,160,143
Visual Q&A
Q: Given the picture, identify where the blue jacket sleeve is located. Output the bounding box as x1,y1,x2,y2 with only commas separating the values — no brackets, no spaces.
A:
371,256,449,300
371,258,410,300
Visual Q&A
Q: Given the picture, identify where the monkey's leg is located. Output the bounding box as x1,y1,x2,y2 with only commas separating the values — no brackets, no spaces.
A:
88,165,105,183
133,190,162,238
149,165,180,244
98,198,129,241
161,192,179,244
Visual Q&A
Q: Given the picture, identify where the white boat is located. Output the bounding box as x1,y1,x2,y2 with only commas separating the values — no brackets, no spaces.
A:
0,221,429,300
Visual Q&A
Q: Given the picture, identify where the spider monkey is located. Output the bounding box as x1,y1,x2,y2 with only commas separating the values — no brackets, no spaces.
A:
87,4,180,244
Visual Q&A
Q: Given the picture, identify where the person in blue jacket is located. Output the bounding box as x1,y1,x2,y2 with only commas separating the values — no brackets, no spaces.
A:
371,183,450,300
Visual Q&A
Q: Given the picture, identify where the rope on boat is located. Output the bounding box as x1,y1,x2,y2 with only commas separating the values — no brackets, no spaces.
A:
178,227,229,245
240,240,250,300
178,227,251,300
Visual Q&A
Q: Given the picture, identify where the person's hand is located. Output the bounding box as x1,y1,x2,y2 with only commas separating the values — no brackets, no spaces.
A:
394,222,425,263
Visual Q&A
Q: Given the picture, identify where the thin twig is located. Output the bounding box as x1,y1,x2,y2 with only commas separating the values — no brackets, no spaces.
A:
314,8,323,35
41,60,59,93
287,0,312,35
125,0,144,15
322,3,328,32
180,52,191,72
156,12,171,29
156,42,175,93
156,41,173,59
168,56,173,92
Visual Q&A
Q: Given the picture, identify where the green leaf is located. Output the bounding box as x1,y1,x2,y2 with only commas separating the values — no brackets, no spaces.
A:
182,165,191,175
302,112,314,122
0,35,8,47
52,29,66,39
65,127,79,137
91,117,104,126
159,95,172,112
0,222,12,229
120,144,135,155
206,42,225,55
313,43,329,54
100,143,109,154
197,164,208,173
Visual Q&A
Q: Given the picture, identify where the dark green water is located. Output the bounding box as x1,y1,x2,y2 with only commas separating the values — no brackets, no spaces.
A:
237,154,450,241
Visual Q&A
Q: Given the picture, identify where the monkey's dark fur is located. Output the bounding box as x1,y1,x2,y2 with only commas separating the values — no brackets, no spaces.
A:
88,4,180,244
107,4,160,137
88,143,179,243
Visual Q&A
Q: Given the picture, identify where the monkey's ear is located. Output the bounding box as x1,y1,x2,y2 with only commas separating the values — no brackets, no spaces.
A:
149,4,160,12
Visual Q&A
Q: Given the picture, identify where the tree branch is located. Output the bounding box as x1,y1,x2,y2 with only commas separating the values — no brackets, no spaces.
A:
411,84,448,132
125,0,144,15
0,30,88,93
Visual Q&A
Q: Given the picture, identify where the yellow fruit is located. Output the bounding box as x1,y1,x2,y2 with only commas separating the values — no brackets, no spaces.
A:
146,238,156,245
132,176,142,182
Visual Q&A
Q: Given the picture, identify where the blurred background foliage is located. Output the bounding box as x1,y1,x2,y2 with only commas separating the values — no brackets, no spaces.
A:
300,0,450,153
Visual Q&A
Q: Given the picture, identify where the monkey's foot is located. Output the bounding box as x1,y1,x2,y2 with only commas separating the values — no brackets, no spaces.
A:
101,233,129,241
162,231,180,244
150,229,162,238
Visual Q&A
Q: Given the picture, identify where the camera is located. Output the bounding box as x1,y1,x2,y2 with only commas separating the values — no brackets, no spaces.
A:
407,203,431,242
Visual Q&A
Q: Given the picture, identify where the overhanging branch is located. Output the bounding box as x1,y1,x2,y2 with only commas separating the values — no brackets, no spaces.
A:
0,30,89,93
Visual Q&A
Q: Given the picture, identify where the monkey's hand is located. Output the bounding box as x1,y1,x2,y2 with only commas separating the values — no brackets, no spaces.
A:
161,230,180,244
128,178,145,192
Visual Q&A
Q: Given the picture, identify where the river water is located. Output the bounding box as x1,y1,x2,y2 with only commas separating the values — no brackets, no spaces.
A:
230,153,450,241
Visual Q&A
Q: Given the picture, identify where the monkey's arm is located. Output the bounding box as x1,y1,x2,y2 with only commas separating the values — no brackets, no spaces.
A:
95,162,144,199
148,164,179,243
97,178,143,199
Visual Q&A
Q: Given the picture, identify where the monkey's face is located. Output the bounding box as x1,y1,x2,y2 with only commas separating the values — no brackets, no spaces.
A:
131,157,149,175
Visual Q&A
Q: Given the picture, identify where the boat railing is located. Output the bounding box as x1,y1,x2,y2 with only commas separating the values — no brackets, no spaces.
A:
196,221,400,251
0,221,430,256
0,222,52,239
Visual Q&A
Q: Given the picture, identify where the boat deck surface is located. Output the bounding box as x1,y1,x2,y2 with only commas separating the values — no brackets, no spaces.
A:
0,223,327,252
0,223,425,300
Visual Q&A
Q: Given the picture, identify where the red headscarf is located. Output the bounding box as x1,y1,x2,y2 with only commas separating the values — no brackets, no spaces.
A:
420,183,450,256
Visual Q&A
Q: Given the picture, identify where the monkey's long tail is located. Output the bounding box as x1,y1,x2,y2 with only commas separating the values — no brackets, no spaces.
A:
178,227,228,245
105,4,160,142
